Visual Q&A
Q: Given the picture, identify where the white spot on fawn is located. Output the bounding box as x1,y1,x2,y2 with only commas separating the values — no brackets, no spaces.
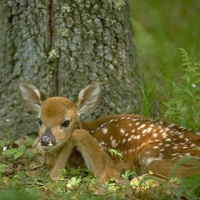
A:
120,128,125,134
158,153,164,158
109,119,114,123
173,146,178,150
160,148,165,152
110,135,113,141
146,128,152,133
135,122,140,126
162,132,167,138
128,137,132,142
153,133,158,138
102,127,108,134
111,140,118,148
124,150,128,155
179,134,184,139
184,138,189,142
134,135,141,140
168,123,175,128
171,153,178,156
140,124,146,129
165,127,170,132
196,132,200,136
175,131,182,135
99,141,105,147
142,129,147,134
122,138,126,144
159,129,164,133
145,157,160,165
145,151,151,155
129,149,134,153
180,126,187,131
185,152,191,156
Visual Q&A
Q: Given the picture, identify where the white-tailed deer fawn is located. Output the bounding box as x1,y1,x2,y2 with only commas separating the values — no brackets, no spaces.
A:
19,81,200,183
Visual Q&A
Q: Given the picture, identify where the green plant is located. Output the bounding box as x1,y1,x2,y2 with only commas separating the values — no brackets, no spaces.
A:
2,144,26,159
0,164,7,173
67,177,82,188
108,149,123,159
1,136,35,160
121,170,136,180
0,189,37,200
182,173,200,199
164,48,200,129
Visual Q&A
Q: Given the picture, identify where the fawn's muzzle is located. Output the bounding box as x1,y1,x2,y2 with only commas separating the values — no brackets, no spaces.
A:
39,128,56,147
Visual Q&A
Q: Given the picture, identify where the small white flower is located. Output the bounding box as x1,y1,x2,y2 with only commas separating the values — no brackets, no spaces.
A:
6,119,10,122
3,146,7,151
192,84,197,88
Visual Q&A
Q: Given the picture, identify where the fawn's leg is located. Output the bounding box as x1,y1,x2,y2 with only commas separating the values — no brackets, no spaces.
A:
49,138,74,179
71,129,120,183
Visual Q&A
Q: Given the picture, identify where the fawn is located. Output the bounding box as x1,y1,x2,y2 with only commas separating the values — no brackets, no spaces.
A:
19,81,200,183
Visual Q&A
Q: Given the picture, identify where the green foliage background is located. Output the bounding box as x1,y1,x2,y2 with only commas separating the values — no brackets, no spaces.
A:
131,0,200,96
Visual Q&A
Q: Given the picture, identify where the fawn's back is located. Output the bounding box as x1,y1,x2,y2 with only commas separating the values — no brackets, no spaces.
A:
82,114,200,177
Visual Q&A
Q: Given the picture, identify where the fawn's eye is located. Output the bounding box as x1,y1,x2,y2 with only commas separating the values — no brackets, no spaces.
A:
38,119,42,126
61,120,70,128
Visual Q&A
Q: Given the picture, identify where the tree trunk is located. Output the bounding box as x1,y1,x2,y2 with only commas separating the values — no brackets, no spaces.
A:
0,0,141,137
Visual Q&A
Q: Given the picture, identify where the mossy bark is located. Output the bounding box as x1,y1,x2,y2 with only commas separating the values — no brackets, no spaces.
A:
0,0,141,137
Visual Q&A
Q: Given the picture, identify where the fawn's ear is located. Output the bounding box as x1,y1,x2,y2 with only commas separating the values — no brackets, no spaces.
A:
19,80,45,112
75,82,102,114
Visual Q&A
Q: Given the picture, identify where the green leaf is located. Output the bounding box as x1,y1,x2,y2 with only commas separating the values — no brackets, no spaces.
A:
164,49,200,128
2,148,17,156
18,144,26,152
14,151,24,159
0,164,7,173
109,149,123,159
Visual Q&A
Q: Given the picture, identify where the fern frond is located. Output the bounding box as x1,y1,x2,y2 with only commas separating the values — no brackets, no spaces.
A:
164,49,200,129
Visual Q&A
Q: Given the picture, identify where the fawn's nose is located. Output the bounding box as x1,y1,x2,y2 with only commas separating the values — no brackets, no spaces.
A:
40,135,53,146
39,128,56,147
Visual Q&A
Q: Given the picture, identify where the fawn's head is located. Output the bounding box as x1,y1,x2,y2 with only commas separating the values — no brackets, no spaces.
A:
19,80,101,149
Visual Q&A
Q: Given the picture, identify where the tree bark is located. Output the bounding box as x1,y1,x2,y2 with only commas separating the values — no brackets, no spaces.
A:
0,0,141,137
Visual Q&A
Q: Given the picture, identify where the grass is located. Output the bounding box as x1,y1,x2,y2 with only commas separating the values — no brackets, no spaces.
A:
1,1,200,200
1,156,200,200
1,149,200,200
